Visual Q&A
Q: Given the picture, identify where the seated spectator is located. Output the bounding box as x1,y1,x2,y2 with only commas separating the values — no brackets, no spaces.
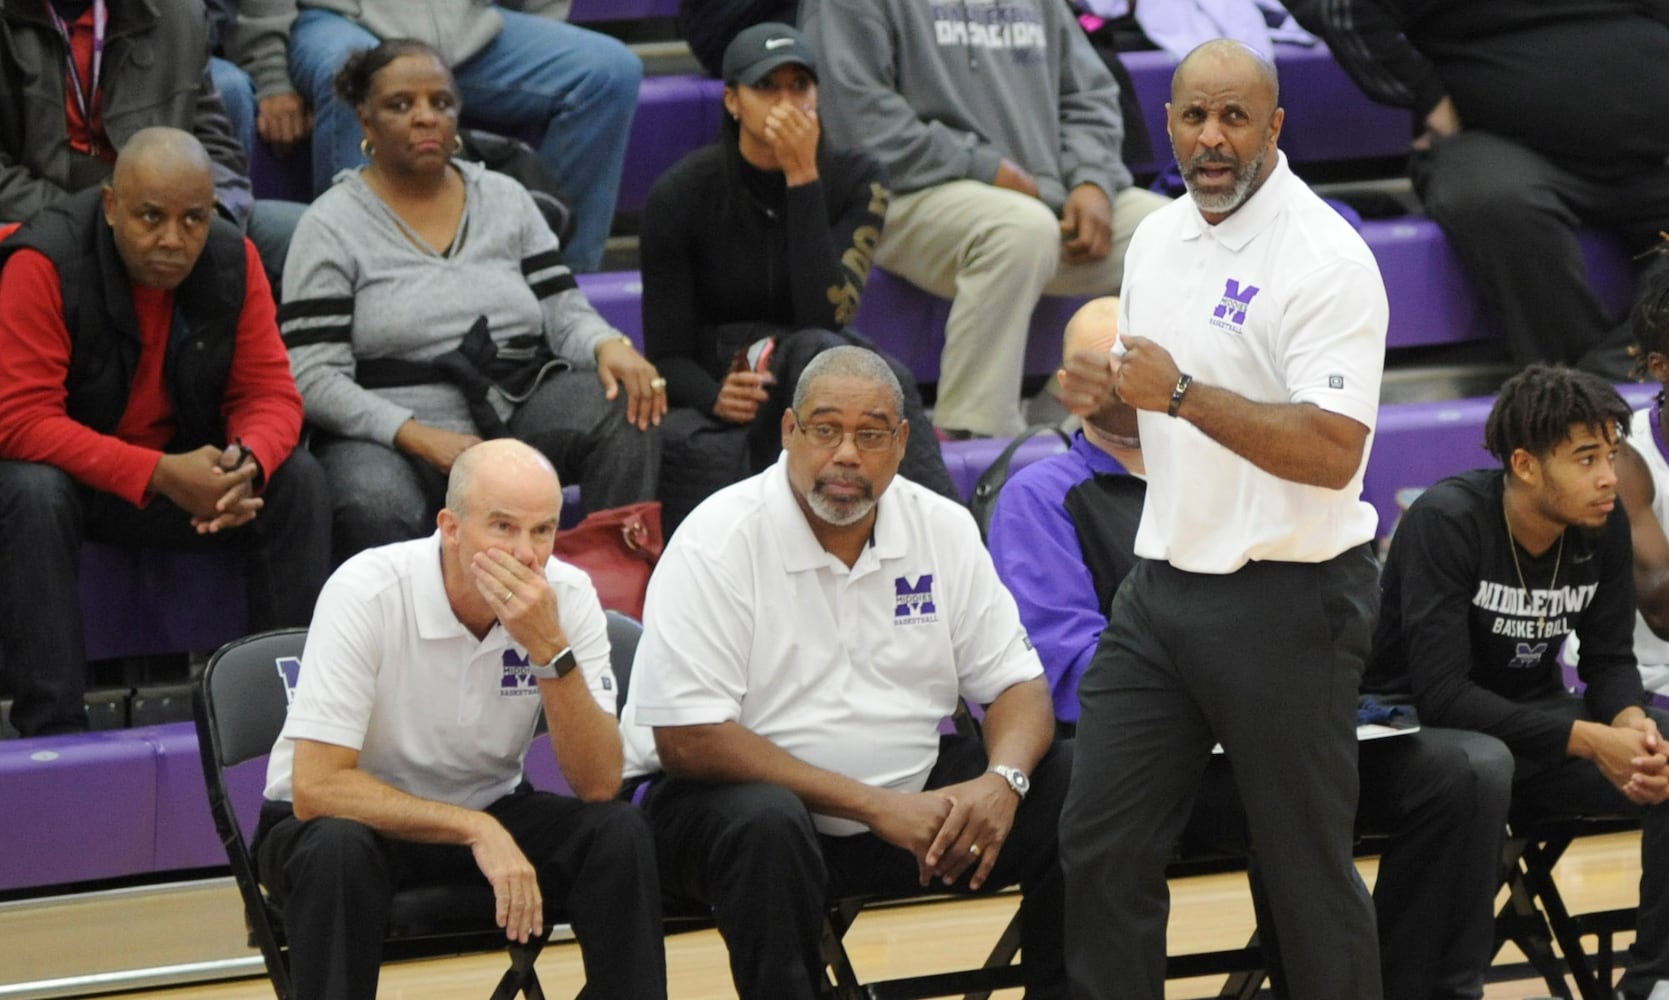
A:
228,0,641,272
1285,0,1669,378
640,23,957,530
0,0,305,293
802,0,1169,438
280,41,662,566
253,438,667,1000
990,299,1514,1000
0,128,329,737
1611,260,1669,697
1372,363,1669,1000
620,346,1071,999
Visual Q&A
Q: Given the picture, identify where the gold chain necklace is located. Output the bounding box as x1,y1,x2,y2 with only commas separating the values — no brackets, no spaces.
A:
1503,496,1564,633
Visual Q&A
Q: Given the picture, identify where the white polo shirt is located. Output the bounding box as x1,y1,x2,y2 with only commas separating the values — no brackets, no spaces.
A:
1119,152,1387,573
264,533,618,810
620,456,1044,835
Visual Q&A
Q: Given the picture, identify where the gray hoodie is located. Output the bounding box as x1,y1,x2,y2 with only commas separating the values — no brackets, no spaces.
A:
802,0,1132,211
229,0,570,100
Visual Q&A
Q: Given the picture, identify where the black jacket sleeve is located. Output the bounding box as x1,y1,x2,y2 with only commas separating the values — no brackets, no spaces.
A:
783,148,887,331
1283,0,1449,121
639,162,723,414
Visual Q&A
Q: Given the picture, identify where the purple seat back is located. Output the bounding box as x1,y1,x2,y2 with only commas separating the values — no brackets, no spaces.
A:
940,433,1073,502
619,76,724,214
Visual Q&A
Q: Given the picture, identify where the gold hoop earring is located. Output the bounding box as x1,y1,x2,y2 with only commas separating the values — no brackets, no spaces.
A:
359,137,373,159
452,134,464,156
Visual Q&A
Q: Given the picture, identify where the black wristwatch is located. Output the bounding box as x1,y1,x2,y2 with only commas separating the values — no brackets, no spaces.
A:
527,646,578,680
1167,373,1194,418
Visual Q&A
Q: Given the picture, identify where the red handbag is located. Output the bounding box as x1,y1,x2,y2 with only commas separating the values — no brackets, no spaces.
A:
550,501,663,621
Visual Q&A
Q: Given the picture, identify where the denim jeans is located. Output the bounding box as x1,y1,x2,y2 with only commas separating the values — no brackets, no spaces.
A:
288,7,640,272
209,55,257,158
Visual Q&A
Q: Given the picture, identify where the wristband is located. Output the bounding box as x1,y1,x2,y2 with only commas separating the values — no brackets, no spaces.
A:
1167,373,1193,418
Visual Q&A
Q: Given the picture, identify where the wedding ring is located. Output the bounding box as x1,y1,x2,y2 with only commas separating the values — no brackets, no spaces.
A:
649,377,668,393
503,590,514,603
968,843,981,857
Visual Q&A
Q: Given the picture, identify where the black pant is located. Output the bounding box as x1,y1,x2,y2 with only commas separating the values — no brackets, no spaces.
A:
1061,548,1383,1000
1412,130,1669,375
254,788,667,1000
0,452,329,736
643,735,1073,1000
1507,694,1669,998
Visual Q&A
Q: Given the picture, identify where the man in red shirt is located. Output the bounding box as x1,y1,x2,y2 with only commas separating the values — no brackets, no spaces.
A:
0,126,328,736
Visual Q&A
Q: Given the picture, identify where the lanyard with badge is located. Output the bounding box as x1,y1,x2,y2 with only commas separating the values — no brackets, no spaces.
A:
44,0,108,145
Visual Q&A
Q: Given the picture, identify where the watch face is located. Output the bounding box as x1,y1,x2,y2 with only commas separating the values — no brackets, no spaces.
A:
1010,770,1030,794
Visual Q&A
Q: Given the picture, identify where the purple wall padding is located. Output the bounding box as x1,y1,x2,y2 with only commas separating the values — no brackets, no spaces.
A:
146,723,229,872
0,731,157,890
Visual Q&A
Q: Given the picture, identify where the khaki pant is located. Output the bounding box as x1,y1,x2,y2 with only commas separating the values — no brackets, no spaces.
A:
875,180,1170,436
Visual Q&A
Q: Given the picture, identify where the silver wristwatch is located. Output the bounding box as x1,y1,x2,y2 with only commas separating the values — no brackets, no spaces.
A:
988,764,1030,800
527,646,577,680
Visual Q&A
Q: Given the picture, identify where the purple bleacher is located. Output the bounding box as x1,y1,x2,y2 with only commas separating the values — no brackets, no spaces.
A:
1363,383,1656,541
576,270,646,347
570,0,678,21
939,433,1073,502
0,730,157,890
1118,43,1409,177
80,544,248,662
1366,218,1635,349
618,75,724,215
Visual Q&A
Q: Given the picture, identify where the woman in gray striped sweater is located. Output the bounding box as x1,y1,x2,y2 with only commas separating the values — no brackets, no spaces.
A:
279,39,663,564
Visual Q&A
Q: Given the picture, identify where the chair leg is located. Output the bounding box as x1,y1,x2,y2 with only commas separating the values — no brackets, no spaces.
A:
1519,837,1611,1000
820,901,867,1000
959,909,1023,1000
489,934,549,1000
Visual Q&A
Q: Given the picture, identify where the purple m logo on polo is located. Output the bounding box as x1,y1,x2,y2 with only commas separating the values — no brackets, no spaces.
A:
895,574,936,620
500,649,538,694
1213,279,1261,325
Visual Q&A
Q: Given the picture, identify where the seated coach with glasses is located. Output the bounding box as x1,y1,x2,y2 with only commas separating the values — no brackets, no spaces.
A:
617,345,1073,1000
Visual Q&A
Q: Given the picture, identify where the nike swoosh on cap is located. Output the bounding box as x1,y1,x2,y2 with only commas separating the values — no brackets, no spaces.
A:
765,37,794,48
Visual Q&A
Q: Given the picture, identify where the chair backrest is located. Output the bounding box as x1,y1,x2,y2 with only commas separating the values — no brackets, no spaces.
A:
192,627,308,1000
604,609,642,704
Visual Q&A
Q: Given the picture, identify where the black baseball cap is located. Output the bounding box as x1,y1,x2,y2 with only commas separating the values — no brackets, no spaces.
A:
722,22,818,86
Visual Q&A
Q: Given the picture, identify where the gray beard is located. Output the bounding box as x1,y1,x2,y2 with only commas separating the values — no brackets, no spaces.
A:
1183,145,1266,215
806,490,875,527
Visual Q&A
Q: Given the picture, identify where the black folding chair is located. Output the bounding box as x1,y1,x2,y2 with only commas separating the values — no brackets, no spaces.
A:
1492,814,1641,1000
192,628,553,1000
605,610,1027,999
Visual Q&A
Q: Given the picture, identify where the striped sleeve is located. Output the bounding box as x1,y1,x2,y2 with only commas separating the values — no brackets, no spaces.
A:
509,181,620,369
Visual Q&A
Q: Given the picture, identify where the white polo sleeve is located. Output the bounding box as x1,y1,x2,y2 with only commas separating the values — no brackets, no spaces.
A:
1279,256,1388,432
280,561,386,751
546,561,619,715
629,537,755,728
947,516,1046,706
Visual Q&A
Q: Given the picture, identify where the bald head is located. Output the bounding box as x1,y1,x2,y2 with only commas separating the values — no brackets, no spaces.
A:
1172,39,1278,107
445,439,561,516
101,127,218,290
1063,296,1121,362
112,127,215,189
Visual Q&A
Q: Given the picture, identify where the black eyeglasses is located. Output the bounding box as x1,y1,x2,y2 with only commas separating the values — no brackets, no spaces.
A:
791,411,901,452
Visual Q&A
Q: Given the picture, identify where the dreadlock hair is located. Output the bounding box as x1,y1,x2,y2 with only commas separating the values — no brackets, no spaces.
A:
1484,364,1631,468
1631,242,1669,379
